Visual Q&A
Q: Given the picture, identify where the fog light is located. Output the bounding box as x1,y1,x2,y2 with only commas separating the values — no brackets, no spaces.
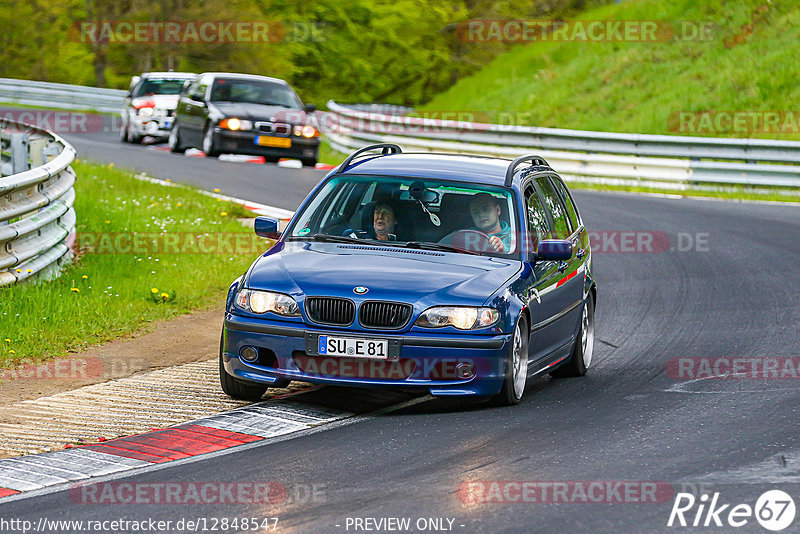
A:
240,346,259,362
455,362,475,379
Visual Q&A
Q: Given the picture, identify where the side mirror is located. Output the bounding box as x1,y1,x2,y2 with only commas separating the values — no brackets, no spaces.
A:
304,103,317,113
254,216,281,239
534,239,572,261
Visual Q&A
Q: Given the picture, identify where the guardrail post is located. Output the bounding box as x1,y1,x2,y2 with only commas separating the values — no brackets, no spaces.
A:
11,132,29,174
29,137,47,168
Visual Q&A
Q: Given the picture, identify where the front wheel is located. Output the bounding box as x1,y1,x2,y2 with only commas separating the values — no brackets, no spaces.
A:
301,157,318,167
168,124,186,153
203,124,219,157
550,293,595,378
492,314,529,406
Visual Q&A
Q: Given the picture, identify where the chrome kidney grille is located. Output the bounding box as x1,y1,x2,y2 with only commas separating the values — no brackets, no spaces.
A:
359,301,412,329
305,297,355,326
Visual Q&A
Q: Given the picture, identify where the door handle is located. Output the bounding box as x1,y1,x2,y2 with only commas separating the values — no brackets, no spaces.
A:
557,261,568,273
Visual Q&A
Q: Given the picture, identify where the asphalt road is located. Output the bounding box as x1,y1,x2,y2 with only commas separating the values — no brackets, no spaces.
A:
2,108,800,533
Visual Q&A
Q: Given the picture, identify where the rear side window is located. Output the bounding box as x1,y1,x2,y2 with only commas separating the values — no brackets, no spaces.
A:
525,187,548,252
535,176,571,239
551,177,580,230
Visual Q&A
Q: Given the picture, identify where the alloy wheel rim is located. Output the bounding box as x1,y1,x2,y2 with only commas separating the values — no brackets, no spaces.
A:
581,303,595,368
203,128,213,153
512,322,527,398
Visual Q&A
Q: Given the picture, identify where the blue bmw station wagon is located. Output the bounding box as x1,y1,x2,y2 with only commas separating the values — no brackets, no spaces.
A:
221,144,596,405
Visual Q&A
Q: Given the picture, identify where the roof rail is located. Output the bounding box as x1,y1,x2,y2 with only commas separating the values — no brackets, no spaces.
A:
338,144,402,172
504,155,550,186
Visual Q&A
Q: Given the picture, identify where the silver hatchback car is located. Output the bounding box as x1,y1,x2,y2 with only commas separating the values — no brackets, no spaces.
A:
120,72,196,143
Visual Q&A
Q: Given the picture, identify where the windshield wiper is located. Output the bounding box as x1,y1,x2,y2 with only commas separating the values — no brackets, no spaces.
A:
301,234,365,244
402,241,480,255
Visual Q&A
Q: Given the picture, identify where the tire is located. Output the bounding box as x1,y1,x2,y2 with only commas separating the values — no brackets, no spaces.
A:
492,314,529,406
550,293,595,378
202,124,219,157
125,122,142,144
219,336,268,401
168,123,186,153
119,122,128,143
301,157,318,167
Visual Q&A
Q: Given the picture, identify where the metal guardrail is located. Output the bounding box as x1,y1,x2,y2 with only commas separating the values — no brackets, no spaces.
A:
323,101,800,189
0,119,77,286
0,78,126,114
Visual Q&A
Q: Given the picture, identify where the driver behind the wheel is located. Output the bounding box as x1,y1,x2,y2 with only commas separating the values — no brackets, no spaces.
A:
469,193,512,253
345,199,399,241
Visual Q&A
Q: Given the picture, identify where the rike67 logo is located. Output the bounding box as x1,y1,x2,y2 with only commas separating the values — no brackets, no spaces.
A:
668,490,796,531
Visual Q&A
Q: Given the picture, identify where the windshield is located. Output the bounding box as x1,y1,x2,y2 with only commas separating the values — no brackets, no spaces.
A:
209,78,301,108
133,78,187,97
287,175,520,258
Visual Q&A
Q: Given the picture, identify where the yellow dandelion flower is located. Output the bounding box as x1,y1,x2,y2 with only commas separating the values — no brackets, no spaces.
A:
213,188,220,192
71,288,80,292
161,292,169,299
9,349,15,354
151,288,159,293
166,179,172,182
221,211,228,217
4,339,11,343
108,162,114,169
82,275,88,279
105,220,111,224
176,202,182,207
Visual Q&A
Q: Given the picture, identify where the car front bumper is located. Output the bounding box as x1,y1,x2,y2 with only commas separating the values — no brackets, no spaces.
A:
222,313,512,397
212,129,320,160
129,113,174,139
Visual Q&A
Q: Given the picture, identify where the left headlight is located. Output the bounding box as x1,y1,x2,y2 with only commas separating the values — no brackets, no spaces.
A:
235,289,300,317
137,107,154,117
219,118,253,131
415,306,500,330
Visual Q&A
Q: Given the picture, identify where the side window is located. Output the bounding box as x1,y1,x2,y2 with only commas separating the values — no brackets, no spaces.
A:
535,176,571,239
190,82,207,101
525,186,548,252
551,177,581,231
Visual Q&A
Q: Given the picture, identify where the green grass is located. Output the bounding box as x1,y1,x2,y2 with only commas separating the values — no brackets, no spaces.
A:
0,160,266,368
423,0,800,140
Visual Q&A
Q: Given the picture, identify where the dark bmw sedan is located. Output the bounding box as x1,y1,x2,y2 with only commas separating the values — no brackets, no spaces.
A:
169,72,320,166
220,144,597,406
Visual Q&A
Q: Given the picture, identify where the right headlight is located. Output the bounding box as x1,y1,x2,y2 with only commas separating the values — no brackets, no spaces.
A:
415,306,500,330
235,289,300,317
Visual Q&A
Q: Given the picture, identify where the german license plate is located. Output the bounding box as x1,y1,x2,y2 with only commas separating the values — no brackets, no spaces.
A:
318,335,389,359
255,135,291,148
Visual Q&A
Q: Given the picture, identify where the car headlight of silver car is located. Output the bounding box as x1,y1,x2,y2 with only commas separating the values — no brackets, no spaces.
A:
235,289,300,317
415,306,500,330
137,107,154,117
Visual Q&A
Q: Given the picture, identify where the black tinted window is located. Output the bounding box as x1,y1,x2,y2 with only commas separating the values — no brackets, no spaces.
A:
535,176,571,239
525,187,548,251
210,78,300,108
552,177,580,231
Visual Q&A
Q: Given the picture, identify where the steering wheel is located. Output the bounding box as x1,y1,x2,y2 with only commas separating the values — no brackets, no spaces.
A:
438,229,494,252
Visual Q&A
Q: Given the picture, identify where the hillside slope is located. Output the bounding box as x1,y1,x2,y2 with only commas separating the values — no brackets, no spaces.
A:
422,0,800,139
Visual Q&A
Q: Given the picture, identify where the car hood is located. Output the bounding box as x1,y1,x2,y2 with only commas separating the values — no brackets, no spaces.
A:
210,102,307,123
246,241,520,307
